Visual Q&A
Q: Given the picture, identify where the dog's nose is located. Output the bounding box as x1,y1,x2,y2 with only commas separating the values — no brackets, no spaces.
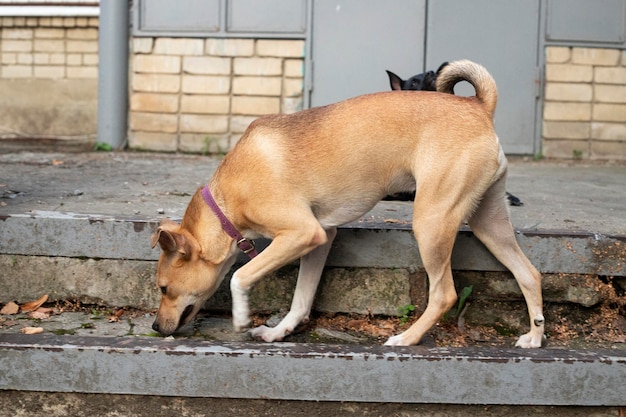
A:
151,321,160,332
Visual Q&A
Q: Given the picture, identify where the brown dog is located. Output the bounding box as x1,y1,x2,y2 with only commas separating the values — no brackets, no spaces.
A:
151,60,545,348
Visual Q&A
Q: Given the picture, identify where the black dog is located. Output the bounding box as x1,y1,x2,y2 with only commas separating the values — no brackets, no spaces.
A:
386,62,449,92
384,63,523,206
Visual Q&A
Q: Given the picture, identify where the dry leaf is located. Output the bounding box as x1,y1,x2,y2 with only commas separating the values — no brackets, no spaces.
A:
29,310,50,320
20,294,49,312
1,302,19,315
21,326,44,335
108,309,125,323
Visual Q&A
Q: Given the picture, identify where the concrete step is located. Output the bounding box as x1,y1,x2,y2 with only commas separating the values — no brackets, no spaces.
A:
1,152,625,312
1,152,625,409
1,333,625,406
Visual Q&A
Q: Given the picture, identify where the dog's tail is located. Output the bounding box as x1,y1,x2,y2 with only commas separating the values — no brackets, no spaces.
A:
436,59,497,119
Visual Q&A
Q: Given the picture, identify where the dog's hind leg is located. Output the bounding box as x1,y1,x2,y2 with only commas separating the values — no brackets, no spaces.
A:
385,203,462,346
468,177,544,348
249,227,337,342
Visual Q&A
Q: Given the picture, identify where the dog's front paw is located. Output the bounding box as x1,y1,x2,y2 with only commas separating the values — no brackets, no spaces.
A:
384,334,408,346
515,332,546,348
233,318,251,333
249,325,287,342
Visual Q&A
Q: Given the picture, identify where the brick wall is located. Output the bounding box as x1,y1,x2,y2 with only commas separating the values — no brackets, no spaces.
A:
129,37,305,153
0,16,99,140
0,16,99,80
543,46,626,159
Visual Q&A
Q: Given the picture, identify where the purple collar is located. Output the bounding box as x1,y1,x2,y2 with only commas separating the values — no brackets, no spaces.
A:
201,185,258,259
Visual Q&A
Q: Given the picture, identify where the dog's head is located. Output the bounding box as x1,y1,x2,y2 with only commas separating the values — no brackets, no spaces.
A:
150,217,232,335
386,62,449,92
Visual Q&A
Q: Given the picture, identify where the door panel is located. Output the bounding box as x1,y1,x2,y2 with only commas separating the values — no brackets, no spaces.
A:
426,0,540,154
310,0,427,107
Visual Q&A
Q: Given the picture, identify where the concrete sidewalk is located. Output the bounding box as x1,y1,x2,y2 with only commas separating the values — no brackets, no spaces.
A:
0,151,625,234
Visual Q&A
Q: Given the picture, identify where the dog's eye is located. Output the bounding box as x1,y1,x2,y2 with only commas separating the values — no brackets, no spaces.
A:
159,286,167,295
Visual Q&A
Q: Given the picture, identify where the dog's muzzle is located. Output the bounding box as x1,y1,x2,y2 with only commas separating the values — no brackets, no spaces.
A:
151,304,195,334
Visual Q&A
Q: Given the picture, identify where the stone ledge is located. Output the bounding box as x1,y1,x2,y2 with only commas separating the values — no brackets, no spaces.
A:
1,334,624,406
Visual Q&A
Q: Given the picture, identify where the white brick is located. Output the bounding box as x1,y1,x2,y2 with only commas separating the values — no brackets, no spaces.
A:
233,76,281,96
133,38,153,54
595,84,626,103
590,141,626,159
572,48,620,66
181,95,230,114
34,28,65,39
543,102,591,121
206,38,254,57
179,134,231,154
592,122,626,141
2,28,33,39
1,53,16,64
181,75,230,94
33,53,50,64
33,39,64,53
182,56,231,75
17,53,33,65
1,65,32,78
131,93,179,113
230,116,256,133
284,59,303,77
3,40,32,52
232,96,280,115
154,38,204,55
593,104,626,122
282,97,303,114
283,78,303,97
133,73,181,93
34,66,65,79
129,131,178,152
134,55,181,74
66,54,82,66
50,53,65,65
256,40,304,57
544,83,592,102
233,57,282,76
66,28,98,40
545,46,570,64
180,114,229,133
130,112,178,133
542,121,590,139
594,67,626,84
66,40,98,53
546,64,592,82
83,53,99,66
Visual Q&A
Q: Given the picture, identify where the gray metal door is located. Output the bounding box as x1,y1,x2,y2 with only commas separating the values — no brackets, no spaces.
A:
426,0,541,154
309,0,427,107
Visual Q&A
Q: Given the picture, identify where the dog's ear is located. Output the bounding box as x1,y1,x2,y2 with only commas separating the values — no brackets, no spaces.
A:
151,219,189,256
436,61,449,75
386,70,404,91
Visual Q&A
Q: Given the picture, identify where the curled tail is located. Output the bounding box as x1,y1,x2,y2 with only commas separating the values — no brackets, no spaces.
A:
436,59,498,119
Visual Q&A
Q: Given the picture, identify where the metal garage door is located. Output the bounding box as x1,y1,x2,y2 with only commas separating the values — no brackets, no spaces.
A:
426,0,541,154
309,0,427,107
